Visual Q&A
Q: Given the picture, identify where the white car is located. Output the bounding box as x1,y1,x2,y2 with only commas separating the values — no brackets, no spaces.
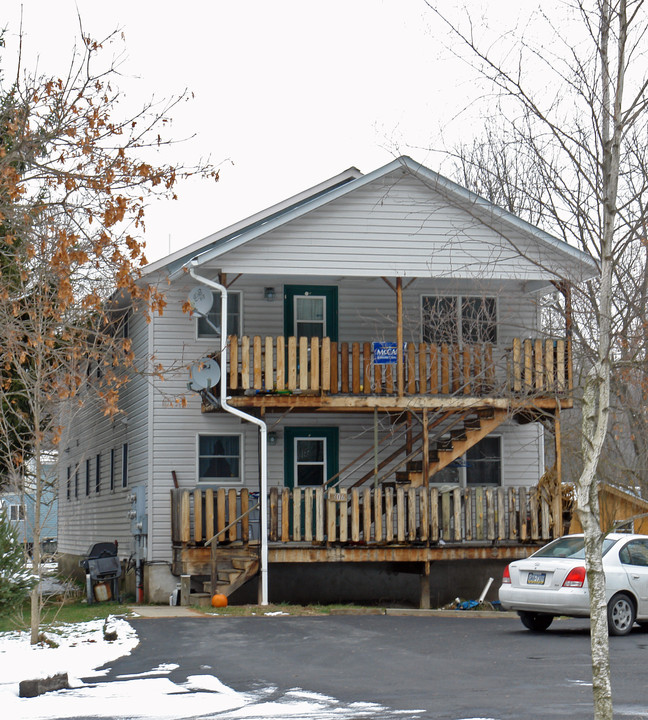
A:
499,533,648,635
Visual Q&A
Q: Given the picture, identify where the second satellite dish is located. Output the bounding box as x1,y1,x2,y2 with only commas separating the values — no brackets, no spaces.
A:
188,286,214,316
188,358,221,392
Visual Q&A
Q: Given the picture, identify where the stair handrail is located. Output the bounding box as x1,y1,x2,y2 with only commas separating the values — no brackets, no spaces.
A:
204,501,260,547
324,414,416,488
350,410,464,488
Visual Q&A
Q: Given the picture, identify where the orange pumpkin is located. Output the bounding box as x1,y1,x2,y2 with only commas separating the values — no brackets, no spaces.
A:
211,593,228,608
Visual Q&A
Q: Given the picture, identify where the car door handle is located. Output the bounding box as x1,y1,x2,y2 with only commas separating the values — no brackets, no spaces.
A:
632,575,641,580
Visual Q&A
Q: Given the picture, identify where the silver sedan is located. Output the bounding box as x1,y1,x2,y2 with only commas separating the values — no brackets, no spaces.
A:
498,533,648,635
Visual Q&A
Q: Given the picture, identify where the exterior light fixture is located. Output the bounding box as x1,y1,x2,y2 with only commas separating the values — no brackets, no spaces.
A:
264,287,276,301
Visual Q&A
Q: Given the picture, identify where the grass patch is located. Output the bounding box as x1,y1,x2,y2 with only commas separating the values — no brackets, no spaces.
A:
0,600,133,633
200,602,368,616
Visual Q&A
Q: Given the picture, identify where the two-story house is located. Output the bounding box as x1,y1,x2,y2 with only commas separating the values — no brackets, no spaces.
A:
57,156,597,606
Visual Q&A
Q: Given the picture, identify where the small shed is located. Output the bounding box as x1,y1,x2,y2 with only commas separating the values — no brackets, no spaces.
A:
568,484,648,535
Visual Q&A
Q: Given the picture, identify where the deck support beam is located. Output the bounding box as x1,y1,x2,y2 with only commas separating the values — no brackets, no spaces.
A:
419,561,431,609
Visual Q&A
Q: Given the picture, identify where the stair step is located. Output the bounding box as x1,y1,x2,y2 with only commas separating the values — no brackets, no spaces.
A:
407,461,422,472
188,592,213,608
231,558,254,571
464,417,481,430
437,439,453,452
202,581,231,593
478,408,495,419
394,472,413,483
450,429,467,441
218,569,241,582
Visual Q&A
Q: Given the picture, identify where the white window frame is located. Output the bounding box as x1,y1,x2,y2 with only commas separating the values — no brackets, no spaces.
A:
197,433,244,485
420,294,498,345
196,290,242,340
293,435,328,487
293,294,327,339
10,504,25,521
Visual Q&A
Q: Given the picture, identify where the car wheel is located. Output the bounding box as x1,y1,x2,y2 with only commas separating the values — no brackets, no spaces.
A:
608,593,636,636
519,611,554,632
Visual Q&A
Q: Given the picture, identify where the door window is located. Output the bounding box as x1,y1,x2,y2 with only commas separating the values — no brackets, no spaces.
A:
295,437,327,486
294,296,326,339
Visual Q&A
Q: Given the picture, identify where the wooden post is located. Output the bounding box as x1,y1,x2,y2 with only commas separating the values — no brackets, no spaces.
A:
396,277,404,397
554,406,563,537
180,574,191,606
419,561,431,610
422,408,429,488
210,542,218,596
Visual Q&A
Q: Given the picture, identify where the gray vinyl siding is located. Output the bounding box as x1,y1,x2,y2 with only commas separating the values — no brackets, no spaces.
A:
175,274,539,347
212,172,576,280
145,278,544,561
57,312,150,559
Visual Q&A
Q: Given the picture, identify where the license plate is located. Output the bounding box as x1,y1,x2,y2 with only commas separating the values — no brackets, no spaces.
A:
527,572,546,585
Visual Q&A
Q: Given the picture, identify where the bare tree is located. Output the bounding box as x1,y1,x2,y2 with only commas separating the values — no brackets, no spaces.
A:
425,2,648,717
0,29,218,643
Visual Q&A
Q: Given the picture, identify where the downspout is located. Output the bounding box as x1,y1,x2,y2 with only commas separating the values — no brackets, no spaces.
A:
189,262,269,606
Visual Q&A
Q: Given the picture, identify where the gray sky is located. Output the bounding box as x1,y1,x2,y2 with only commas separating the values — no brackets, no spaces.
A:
3,1,544,262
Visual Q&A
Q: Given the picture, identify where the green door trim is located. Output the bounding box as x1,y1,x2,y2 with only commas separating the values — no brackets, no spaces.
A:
283,284,338,342
284,426,339,489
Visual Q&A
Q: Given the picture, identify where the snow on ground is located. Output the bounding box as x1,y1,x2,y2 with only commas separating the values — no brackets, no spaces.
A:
0,616,426,719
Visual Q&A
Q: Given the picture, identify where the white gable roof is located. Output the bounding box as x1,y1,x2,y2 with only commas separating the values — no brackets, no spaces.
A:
158,156,597,284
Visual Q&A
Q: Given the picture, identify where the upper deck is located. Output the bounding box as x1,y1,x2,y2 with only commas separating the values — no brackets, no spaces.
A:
207,334,572,412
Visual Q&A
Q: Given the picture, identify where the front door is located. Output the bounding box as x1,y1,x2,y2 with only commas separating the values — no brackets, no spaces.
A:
284,285,338,342
284,427,339,488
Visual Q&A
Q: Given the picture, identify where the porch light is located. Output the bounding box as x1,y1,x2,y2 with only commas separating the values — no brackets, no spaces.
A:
263,287,276,301
267,431,278,446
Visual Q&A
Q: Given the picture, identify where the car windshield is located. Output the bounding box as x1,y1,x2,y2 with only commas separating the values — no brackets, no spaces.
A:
532,536,617,559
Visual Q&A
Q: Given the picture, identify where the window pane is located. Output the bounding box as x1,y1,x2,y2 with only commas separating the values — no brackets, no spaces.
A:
295,296,325,338
422,296,458,344
297,465,324,486
462,297,497,343
199,435,241,482
297,439,324,462
198,293,240,337
296,296,324,321
466,437,501,485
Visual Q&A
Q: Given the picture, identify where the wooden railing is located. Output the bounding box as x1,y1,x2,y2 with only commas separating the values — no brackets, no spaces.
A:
171,485,562,548
223,336,571,397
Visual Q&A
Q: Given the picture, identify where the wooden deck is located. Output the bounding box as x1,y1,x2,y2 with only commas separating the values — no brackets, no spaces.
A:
209,335,571,411
171,485,563,576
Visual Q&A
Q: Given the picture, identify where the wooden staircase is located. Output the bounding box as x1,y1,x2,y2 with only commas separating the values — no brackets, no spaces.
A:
189,546,259,607
394,408,508,488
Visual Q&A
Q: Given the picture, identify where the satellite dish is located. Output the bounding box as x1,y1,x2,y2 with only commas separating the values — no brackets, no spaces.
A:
188,286,214,316
188,358,221,392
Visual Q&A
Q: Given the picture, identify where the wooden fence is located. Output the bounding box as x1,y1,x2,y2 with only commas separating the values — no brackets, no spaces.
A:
223,335,570,397
171,485,562,548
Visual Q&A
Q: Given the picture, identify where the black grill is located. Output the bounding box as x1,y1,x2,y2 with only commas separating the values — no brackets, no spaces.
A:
79,542,121,603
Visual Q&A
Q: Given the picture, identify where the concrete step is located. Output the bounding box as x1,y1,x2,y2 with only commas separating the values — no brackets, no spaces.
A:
188,592,212,608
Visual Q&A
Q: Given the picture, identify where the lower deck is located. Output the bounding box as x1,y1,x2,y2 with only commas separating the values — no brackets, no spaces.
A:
171,485,564,606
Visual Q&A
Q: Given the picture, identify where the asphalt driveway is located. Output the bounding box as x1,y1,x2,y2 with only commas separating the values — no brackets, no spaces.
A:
89,613,648,720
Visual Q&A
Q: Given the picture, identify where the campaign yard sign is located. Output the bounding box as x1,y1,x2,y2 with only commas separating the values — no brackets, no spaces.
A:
372,342,407,364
